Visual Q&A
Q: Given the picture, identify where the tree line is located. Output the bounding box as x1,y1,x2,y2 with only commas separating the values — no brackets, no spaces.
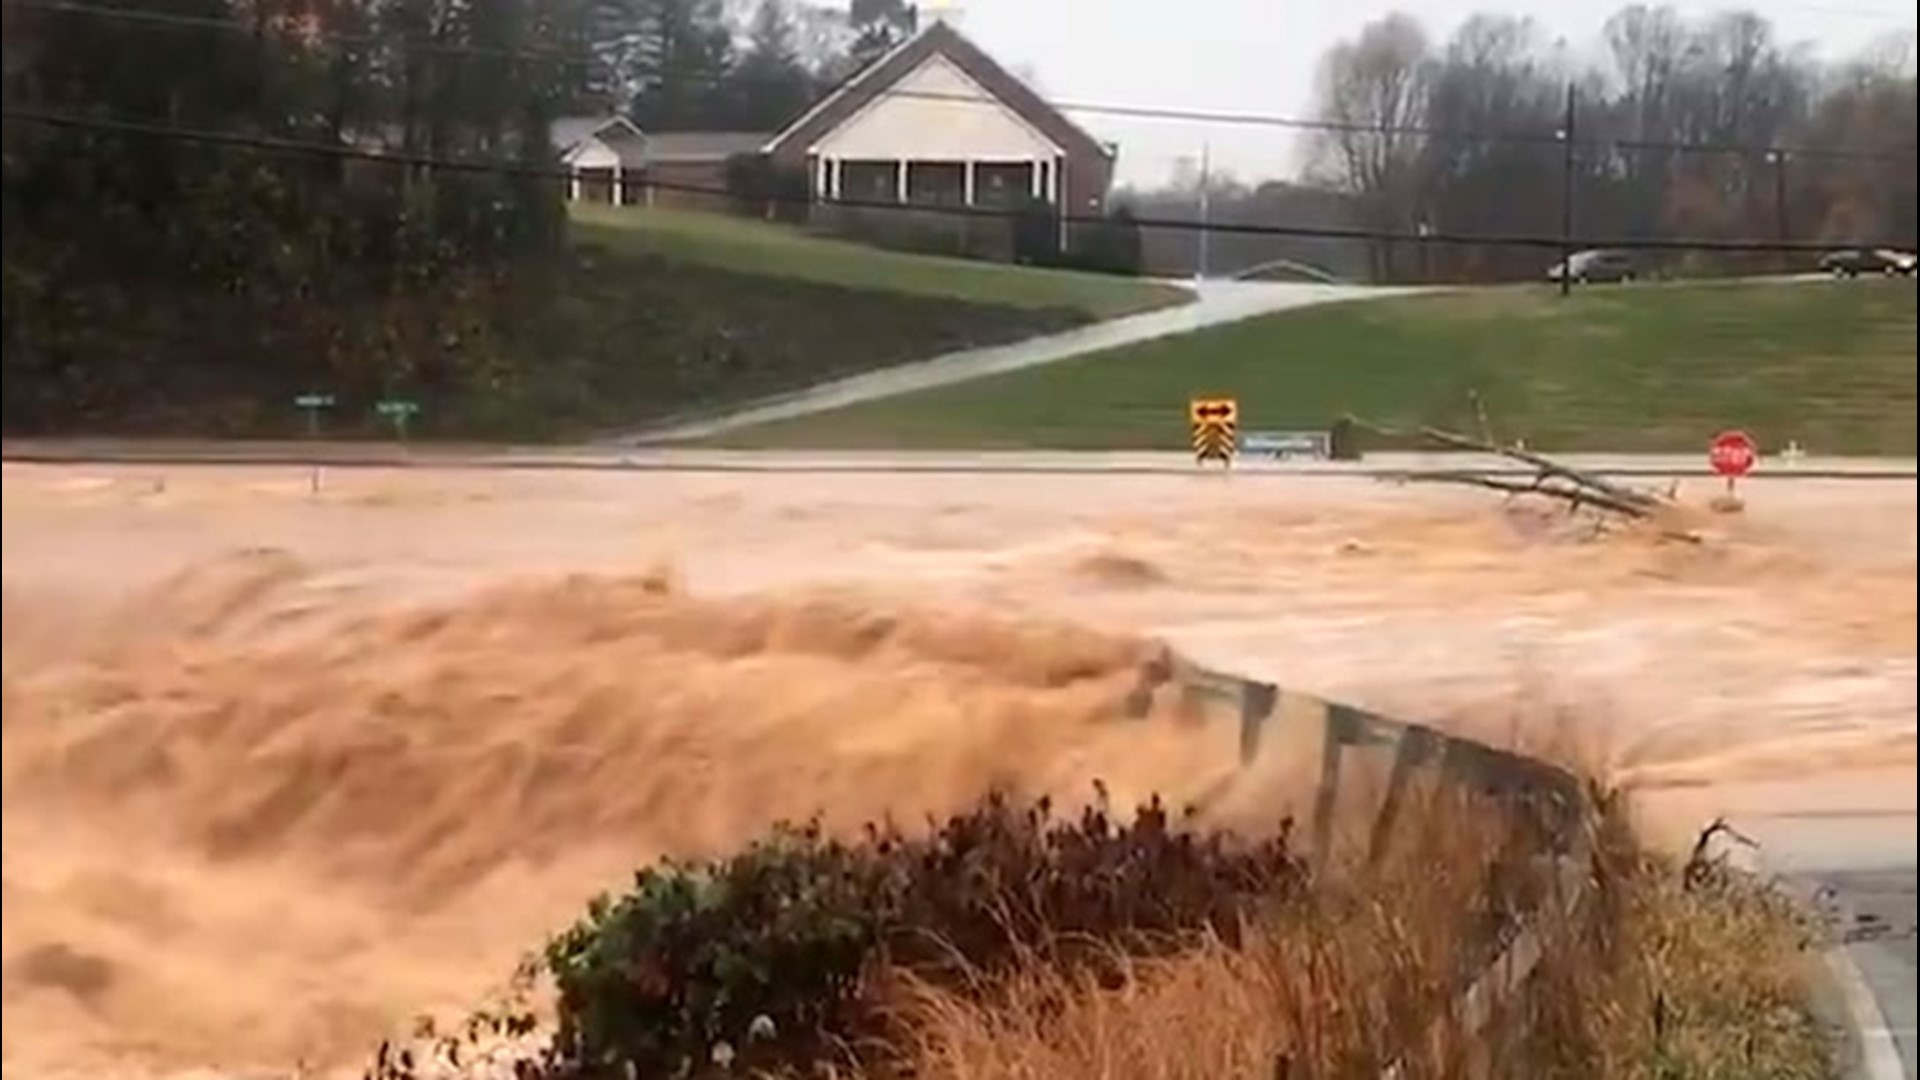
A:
0,0,927,429
1304,6,1918,281
0,0,926,292
1125,6,1917,283
574,0,918,133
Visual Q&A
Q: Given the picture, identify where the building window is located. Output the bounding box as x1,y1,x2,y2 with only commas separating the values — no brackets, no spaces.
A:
973,162,1034,208
906,162,965,206
838,160,900,202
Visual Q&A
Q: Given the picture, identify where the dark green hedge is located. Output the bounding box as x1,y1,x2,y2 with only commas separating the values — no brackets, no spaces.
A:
370,789,1304,1079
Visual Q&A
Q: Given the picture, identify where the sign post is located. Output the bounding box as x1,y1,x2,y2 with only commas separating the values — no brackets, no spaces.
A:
375,399,421,445
1189,397,1239,468
1708,429,1758,497
293,392,336,494
295,392,336,438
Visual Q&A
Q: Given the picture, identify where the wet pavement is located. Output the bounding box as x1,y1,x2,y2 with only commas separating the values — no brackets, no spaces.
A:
1758,815,1917,1079
1828,869,1919,1078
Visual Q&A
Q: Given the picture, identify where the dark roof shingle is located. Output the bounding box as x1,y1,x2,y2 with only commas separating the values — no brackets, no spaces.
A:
645,131,772,162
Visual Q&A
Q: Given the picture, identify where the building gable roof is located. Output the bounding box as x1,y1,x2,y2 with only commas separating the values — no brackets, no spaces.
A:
552,115,644,152
551,118,770,167
645,131,773,162
552,115,648,167
762,21,1110,162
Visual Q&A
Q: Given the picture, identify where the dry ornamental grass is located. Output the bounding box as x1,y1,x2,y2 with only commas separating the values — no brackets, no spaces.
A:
364,779,1834,1080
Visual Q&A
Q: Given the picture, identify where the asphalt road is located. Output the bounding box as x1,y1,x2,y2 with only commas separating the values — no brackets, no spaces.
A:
4,442,1915,479
1827,869,1919,1079
1751,814,1918,1079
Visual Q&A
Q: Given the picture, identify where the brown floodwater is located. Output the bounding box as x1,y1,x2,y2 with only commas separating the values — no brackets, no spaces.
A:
3,462,1912,1077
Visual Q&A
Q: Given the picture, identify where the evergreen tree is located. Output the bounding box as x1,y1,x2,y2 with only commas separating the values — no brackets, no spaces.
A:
623,0,736,129
847,0,915,72
732,0,814,129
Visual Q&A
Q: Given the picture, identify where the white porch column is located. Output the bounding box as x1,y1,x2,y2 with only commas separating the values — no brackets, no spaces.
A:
1028,159,1041,198
827,158,842,200
815,155,829,202
611,164,623,207
963,159,976,206
896,160,909,203
569,167,581,202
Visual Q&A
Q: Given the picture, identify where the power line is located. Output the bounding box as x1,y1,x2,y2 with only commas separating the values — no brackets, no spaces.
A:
11,0,1917,164
4,105,1904,255
1663,0,1916,22
11,0,597,62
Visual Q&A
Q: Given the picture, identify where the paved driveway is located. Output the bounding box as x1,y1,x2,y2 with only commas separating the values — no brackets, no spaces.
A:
616,280,1432,444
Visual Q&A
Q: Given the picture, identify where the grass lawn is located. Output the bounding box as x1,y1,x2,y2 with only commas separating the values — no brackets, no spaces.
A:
568,204,1190,320
710,278,1918,456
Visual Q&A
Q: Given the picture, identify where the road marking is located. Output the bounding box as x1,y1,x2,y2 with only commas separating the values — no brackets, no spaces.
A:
1826,945,1911,1080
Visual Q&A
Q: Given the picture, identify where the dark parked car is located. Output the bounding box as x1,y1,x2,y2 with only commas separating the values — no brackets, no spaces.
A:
1819,248,1917,278
1546,249,1637,284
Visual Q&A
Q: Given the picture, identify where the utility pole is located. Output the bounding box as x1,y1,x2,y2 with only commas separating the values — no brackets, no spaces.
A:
1770,150,1790,270
1559,81,1577,299
1196,140,1212,282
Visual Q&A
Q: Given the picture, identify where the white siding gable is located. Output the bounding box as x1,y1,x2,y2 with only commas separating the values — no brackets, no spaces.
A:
563,135,623,170
810,53,1061,161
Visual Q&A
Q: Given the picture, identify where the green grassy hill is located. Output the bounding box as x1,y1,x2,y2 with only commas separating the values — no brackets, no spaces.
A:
2,205,1189,441
710,279,1918,456
569,205,1188,319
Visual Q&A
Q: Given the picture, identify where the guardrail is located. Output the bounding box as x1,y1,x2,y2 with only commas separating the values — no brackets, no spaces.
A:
1137,656,1592,1078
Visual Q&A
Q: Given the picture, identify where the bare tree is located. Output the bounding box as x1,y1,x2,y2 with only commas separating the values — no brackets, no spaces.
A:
1309,13,1432,282
1801,52,1918,245
1420,15,1563,279
1599,4,1689,238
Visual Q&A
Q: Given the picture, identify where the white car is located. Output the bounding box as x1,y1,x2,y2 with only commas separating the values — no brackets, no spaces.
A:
1819,248,1917,277
1546,249,1637,284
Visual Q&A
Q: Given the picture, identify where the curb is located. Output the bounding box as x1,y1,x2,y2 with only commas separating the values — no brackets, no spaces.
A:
1825,945,1910,1080
1760,856,1910,1080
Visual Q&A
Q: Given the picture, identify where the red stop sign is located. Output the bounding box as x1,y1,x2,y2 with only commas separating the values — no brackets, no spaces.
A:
1709,430,1758,477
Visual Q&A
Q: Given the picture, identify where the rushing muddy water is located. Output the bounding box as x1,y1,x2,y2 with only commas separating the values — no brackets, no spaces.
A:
3,462,1913,1077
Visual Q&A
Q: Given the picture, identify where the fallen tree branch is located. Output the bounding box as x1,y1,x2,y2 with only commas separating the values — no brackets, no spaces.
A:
1393,470,1654,518
1390,470,1704,543
1684,816,1759,892
1348,414,1665,512
1359,413,1702,542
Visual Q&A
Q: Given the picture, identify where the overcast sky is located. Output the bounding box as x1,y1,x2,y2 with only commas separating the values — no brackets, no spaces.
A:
919,0,1918,188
